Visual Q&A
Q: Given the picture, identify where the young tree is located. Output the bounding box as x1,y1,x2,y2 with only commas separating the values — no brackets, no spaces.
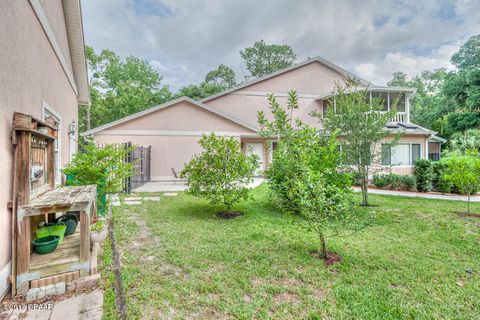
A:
62,143,135,215
320,78,400,206
240,40,296,79
443,153,480,214
180,133,259,216
258,91,355,260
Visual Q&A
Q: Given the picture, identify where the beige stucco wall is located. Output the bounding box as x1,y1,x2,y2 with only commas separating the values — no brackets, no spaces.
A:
206,62,348,127
0,0,79,292
92,100,258,178
110,100,257,133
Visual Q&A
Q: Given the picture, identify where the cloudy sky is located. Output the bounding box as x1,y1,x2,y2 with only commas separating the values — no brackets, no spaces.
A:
82,0,480,91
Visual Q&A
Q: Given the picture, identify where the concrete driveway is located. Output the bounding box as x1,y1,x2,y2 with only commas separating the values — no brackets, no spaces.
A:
133,178,265,193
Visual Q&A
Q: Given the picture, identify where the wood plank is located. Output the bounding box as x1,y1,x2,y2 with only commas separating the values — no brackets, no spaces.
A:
16,131,31,295
79,210,90,277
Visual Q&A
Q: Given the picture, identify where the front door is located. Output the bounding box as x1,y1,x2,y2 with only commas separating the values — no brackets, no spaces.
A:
245,142,264,175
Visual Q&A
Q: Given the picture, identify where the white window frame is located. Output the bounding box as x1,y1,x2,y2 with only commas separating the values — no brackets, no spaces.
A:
42,102,62,185
383,142,423,167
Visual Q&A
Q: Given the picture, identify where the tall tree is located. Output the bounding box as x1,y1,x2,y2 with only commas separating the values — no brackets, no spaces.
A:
240,40,296,79
175,64,237,100
81,46,172,132
204,64,237,88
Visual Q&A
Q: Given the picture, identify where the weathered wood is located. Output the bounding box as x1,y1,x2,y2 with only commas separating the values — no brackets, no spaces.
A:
79,210,91,277
15,131,31,295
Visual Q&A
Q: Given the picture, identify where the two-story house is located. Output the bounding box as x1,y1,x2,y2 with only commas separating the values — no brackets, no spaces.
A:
83,57,445,180
0,0,90,299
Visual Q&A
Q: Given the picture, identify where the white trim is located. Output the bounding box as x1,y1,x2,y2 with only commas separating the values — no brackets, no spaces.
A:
229,91,320,98
29,0,79,96
201,56,372,103
95,129,260,138
42,102,62,185
0,261,12,300
82,97,259,136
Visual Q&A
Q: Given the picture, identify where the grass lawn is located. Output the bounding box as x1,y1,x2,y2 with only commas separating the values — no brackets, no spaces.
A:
100,184,480,319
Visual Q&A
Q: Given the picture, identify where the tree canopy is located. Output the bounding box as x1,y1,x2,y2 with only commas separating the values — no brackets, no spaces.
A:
81,46,172,132
387,34,480,143
240,40,296,79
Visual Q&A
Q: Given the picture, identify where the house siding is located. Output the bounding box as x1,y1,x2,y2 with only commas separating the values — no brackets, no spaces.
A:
0,0,79,297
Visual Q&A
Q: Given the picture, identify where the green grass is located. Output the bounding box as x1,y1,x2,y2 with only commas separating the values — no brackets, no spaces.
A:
100,184,480,319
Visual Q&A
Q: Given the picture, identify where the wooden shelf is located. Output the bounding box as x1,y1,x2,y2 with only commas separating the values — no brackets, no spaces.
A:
30,233,80,278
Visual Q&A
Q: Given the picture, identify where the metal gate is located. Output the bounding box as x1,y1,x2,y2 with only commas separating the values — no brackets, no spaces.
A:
126,143,152,192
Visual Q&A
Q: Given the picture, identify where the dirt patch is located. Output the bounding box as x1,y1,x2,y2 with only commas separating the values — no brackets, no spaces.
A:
457,212,480,218
216,211,244,219
273,293,300,305
309,251,343,266
313,289,326,301
278,278,303,287
251,277,267,287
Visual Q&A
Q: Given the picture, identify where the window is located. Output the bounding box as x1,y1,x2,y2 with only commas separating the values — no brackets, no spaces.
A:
411,143,421,164
370,92,389,111
381,144,391,165
382,143,422,166
322,99,334,117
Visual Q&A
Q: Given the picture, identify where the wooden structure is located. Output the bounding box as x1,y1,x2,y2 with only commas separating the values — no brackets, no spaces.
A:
10,113,97,296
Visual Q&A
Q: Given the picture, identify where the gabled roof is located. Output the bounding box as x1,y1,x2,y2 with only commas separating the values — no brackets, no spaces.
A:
201,56,372,103
81,97,259,136
63,0,90,105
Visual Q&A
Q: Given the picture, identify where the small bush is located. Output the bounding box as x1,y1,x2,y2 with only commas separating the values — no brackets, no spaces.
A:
373,173,416,191
415,159,433,192
400,175,417,191
373,174,389,188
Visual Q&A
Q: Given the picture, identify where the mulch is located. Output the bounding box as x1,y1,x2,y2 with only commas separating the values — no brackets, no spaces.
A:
309,251,343,266
457,212,480,218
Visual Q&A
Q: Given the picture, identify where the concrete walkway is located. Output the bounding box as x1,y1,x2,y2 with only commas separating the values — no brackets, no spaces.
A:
1,289,103,320
133,178,265,193
353,187,480,202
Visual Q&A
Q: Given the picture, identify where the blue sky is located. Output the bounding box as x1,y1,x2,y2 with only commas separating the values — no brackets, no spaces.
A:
82,0,480,91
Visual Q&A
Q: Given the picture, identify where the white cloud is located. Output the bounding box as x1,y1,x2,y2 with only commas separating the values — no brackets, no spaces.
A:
82,0,480,91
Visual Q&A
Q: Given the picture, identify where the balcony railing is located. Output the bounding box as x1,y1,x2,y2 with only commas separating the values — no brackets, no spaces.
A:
391,112,407,123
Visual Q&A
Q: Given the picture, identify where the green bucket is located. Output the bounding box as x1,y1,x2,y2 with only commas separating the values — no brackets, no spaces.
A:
32,235,60,254
36,222,67,244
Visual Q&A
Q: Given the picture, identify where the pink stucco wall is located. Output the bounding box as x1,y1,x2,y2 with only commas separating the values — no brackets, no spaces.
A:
92,101,257,178
0,0,79,291
110,100,257,133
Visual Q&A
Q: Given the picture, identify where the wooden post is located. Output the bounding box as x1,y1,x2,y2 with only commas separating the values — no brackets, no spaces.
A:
79,209,91,277
15,131,31,295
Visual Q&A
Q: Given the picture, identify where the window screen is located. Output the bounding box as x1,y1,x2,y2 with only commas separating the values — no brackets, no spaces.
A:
381,144,391,165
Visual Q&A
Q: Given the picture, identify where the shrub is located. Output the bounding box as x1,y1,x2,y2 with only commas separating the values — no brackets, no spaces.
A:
432,161,453,193
400,175,417,191
373,173,416,191
180,133,259,213
415,159,433,192
373,174,389,188
442,154,480,213
62,143,135,215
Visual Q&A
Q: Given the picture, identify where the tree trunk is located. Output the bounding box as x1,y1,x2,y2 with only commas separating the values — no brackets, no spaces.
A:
467,193,471,214
361,175,369,206
319,231,328,260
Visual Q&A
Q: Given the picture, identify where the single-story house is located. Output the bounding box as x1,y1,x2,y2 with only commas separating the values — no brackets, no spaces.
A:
83,57,445,180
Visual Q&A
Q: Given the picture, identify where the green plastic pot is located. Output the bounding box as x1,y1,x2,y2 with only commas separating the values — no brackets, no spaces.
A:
36,222,67,244
56,214,78,236
32,235,60,254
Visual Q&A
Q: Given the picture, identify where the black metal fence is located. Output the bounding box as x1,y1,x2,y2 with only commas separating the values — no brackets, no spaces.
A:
125,143,152,192
94,142,151,194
